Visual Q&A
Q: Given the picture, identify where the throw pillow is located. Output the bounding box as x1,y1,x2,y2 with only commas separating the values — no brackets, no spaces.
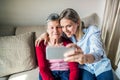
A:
0,32,37,77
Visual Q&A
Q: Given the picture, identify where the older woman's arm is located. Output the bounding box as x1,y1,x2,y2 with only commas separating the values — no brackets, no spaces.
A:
36,41,54,80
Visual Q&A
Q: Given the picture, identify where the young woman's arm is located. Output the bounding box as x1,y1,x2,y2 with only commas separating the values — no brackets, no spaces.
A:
35,32,49,46
64,43,95,64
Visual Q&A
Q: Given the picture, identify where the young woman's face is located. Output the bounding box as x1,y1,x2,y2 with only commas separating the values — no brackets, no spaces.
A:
60,18,78,38
47,20,62,39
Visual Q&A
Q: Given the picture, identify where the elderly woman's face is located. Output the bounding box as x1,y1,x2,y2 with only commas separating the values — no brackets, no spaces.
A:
47,20,62,39
60,18,78,38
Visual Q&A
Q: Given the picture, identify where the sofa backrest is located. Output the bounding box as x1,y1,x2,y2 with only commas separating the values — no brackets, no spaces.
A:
0,13,99,37
15,26,46,39
0,13,99,78
0,26,16,37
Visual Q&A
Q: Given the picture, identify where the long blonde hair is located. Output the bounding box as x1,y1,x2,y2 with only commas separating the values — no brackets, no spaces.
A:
59,8,84,40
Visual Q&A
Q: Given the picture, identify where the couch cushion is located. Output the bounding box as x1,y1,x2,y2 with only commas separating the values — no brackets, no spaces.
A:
8,67,39,80
0,32,37,77
82,13,99,27
15,26,46,39
0,26,16,36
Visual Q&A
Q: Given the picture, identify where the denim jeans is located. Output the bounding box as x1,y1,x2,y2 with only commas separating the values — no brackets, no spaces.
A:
39,70,69,80
79,68,113,80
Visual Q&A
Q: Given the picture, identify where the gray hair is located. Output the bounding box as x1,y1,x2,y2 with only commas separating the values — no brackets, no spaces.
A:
46,13,60,23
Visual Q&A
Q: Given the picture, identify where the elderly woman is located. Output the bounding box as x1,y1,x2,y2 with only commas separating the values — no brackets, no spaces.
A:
35,13,79,80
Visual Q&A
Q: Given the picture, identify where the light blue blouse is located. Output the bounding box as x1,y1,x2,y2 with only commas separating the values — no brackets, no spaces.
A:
70,25,112,76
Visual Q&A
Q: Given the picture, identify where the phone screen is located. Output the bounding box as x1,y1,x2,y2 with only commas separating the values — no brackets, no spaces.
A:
46,46,74,59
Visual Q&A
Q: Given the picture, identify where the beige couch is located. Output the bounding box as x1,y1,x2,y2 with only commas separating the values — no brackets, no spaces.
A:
0,26,46,80
0,13,119,80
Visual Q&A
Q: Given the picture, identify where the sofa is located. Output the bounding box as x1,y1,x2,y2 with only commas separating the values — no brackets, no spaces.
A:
0,13,119,80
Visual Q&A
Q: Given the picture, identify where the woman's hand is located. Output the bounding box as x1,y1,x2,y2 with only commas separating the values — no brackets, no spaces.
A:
64,43,86,64
64,43,95,64
35,32,49,46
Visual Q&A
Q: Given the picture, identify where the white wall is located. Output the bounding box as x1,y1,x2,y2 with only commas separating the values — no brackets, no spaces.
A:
0,0,106,26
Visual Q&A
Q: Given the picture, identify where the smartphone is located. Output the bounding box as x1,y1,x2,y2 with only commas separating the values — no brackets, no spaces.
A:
46,46,74,59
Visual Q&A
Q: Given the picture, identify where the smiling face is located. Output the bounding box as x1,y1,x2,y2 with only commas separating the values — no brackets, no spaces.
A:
47,20,62,40
60,18,78,38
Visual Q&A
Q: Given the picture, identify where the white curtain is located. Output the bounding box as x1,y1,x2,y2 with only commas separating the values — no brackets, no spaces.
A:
101,0,120,69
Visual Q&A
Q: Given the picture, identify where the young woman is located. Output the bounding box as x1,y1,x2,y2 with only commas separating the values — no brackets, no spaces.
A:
35,13,79,80
36,8,113,80
59,8,113,80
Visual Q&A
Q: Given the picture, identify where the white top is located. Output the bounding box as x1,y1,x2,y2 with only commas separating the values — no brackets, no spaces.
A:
70,25,112,76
